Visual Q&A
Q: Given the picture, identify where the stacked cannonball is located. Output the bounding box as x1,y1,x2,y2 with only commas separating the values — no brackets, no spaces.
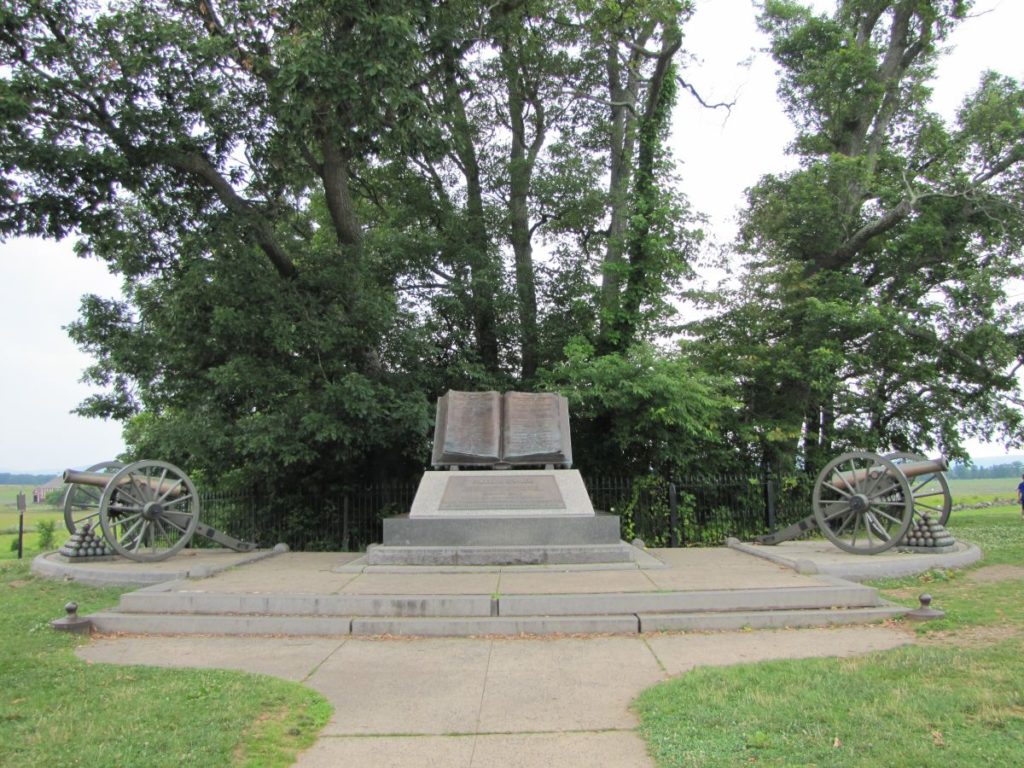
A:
59,523,115,559
902,513,955,549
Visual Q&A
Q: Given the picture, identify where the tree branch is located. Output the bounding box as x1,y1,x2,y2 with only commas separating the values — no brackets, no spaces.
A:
167,150,297,278
190,0,279,81
675,76,734,112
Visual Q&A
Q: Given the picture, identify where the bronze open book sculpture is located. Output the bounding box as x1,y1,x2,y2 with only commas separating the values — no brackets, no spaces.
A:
431,390,573,468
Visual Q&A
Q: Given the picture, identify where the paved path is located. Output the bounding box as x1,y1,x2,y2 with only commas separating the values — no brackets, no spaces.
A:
79,626,910,767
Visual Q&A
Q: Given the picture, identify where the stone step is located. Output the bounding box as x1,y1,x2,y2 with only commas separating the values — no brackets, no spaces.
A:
88,610,355,636
637,604,907,633
496,584,882,616
117,582,881,618
117,591,496,618
86,603,905,638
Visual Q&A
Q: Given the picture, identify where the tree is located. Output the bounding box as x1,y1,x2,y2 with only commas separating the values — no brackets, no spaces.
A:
691,0,1024,471
1,0,716,494
2,0,440,491
590,0,700,353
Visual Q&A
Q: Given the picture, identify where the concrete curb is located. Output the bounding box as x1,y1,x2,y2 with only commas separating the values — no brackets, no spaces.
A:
727,538,983,581
30,547,286,588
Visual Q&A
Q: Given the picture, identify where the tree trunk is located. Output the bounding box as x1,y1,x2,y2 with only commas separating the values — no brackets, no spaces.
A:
441,54,502,373
502,45,541,382
597,43,640,352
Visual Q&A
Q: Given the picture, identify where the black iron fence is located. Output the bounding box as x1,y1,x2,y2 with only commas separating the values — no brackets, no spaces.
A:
198,473,815,552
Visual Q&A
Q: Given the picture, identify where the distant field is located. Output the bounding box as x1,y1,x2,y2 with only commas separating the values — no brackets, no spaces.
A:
0,484,63,543
948,476,1021,504
0,488,64,559
0,485,62,509
0,484,40,505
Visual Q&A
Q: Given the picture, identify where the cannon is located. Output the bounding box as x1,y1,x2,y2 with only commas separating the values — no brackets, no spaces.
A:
62,459,256,562
756,450,952,554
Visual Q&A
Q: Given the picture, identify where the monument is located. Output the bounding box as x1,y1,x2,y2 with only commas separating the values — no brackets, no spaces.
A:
367,390,636,565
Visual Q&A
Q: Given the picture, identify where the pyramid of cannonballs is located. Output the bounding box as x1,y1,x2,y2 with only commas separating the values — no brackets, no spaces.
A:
901,513,955,550
59,523,114,559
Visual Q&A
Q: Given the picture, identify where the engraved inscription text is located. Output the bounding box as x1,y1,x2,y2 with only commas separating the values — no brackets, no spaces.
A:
439,475,566,510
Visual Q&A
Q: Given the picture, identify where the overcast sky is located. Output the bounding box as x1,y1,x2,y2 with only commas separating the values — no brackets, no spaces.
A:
2,0,1022,472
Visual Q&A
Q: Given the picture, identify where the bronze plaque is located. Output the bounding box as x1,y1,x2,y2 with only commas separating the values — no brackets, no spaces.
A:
439,475,566,511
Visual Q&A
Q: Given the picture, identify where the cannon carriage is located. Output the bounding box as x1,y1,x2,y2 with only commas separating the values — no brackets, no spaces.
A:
62,459,255,562
757,450,952,554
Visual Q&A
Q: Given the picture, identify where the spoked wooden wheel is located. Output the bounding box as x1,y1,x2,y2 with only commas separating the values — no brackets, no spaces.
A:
812,451,914,554
883,452,952,525
98,460,200,562
63,461,124,534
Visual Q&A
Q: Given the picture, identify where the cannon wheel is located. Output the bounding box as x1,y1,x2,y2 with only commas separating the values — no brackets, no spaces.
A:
883,452,952,526
813,451,914,554
62,461,125,534
98,460,200,562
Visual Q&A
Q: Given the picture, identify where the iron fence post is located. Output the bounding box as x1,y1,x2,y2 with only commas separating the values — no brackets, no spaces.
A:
342,493,351,551
764,473,777,531
668,482,679,547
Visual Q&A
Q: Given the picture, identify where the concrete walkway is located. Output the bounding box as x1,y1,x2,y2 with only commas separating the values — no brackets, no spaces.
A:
79,625,910,767
62,541,972,765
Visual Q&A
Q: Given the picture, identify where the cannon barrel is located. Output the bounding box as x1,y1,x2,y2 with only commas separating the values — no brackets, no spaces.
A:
829,456,948,491
63,468,188,498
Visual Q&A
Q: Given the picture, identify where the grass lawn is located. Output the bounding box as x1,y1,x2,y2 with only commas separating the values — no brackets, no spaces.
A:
634,504,1024,767
0,560,331,767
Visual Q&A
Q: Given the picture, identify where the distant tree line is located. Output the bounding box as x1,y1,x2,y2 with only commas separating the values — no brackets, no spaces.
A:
948,462,1024,480
0,473,54,486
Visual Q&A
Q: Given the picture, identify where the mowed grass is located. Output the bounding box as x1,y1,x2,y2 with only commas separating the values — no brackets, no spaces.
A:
634,504,1024,767
0,560,331,767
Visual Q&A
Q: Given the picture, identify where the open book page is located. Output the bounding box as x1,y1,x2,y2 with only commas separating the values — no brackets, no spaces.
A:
501,392,568,464
431,390,502,465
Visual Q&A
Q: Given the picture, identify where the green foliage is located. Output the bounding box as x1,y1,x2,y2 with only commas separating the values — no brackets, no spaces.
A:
615,475,675,547
542,338,732,477
35,519,55,550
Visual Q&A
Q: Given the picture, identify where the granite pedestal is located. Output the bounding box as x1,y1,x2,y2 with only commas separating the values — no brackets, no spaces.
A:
368,469,633,566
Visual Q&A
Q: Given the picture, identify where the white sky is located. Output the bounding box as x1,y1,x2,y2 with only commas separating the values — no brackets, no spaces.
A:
1,0,1022,472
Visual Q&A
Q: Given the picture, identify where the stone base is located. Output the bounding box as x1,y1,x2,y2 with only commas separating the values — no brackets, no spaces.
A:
382,513,621,547
365,542,638,566
373,512,628,566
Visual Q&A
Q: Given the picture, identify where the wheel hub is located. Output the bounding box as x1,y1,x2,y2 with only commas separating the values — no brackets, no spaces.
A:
142,501,165,520
849,494,870,514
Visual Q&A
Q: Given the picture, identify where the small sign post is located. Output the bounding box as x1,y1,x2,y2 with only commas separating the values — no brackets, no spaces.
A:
16,491,27,559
